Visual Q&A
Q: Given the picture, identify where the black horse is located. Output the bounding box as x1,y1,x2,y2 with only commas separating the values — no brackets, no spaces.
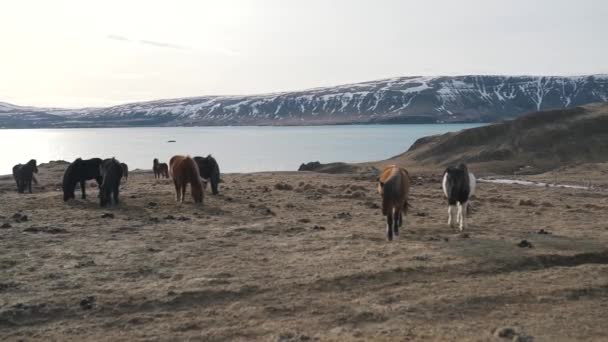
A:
100,158,123,207
62,158,103,201
12,159,38,193
193,155,221,195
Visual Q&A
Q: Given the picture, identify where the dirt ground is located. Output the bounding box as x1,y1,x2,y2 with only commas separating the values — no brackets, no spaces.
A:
1,161,608,341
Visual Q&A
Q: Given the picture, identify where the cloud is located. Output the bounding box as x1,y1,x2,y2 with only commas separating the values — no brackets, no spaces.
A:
139,39,189,50
107,34,131,42
107,34,236,56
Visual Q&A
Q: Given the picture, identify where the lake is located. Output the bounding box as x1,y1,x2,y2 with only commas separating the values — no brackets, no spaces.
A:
0,124,483,175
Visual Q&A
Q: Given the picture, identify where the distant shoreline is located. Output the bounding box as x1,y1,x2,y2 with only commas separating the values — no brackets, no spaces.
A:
0,121,488,130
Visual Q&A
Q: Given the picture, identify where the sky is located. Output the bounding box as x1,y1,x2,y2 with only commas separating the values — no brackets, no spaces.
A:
1,0,607,108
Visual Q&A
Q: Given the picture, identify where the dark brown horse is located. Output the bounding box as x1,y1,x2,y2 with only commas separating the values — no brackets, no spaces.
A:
377,165,411,241
193,155,221,195
120,162,129,182
100,158,123,207
62,158,103,201
169,155,203,204
153,158,169,179
12,159,38,193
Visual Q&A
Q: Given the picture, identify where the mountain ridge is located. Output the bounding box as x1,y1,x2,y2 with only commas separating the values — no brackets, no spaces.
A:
2,74,608,128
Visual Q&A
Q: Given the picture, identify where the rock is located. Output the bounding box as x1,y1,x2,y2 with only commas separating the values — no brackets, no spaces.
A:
0,223,11,229
298,218,311,223
312,225,326,231
177,216,191,221
415,212,427,217
459,233,470,239
101,213,115,219
147,202,158,207
23,227,67,234
298,161,322,171
537,229,550,235
494,327,517,339
364,201,380,209
335,212,352,219
80,296,96,310
274,182,294,191
350,191,366,199
518,199,536,206
517,240,533,248
12,213,28,222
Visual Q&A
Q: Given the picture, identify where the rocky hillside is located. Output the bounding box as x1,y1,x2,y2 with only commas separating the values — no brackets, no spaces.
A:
2,75,608,127
388,102,608,174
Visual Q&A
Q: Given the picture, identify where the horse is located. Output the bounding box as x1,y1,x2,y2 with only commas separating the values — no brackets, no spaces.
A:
193,155,221,195
169,155,204,204
62,158,103,201
100,158,123,207
120,163,129,182
153,158,169,179
12,159,38,193
442,163,476,231
377,165,411,241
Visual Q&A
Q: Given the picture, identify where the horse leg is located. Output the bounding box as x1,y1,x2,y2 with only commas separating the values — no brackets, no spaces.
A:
448,205,454,228
114,185,120,205
181,184,186,203
81,181,86,199
460,202,468,231
174,180,180,202
386,209,394,241
28,179,32,193
393,208,401,239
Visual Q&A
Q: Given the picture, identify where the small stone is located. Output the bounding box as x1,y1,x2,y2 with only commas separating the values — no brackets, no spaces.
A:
494,327,517,339
177,216,191,221
537,229,550,235
0,223,11,229
101,213,114,219
517,240,533,248
79,296,96,310
312,225,326,231
274,182,293,191
298,218,311,223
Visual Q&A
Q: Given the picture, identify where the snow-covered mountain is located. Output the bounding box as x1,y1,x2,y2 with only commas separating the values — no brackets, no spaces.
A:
2,75,608,127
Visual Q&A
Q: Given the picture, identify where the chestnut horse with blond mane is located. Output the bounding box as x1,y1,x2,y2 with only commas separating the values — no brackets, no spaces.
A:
169,155,204,204
377,165,411,241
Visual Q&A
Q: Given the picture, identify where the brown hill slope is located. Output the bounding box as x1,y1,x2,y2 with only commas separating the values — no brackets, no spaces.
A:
384,102,608,175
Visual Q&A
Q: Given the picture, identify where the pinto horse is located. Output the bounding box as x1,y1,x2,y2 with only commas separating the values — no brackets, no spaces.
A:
442,163,476,231
153,158,169,179
12,159,38,193
169,155,204,204
377,165,411,241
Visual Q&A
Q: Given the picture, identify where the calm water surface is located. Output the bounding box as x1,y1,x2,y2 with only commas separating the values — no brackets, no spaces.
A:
0,124,483,175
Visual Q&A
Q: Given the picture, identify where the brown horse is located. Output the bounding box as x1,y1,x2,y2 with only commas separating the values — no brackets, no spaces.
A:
153,158,169,179
169,155,204,204
377,165,411,241
120,162,129,182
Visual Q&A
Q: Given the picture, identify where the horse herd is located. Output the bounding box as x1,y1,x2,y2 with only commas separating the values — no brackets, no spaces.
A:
12,158,475,241
11,155,221,207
